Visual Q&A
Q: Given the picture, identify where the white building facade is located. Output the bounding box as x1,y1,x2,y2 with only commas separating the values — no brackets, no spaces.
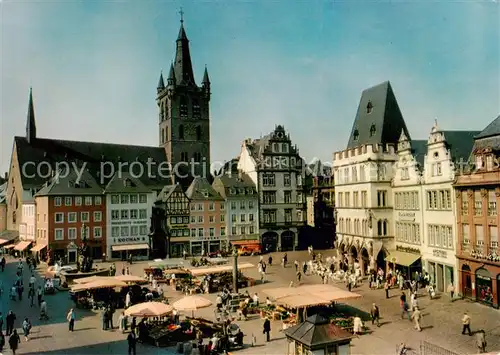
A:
19,202,36,241
105,174,156,260
238,125,306,252
334,144,398,274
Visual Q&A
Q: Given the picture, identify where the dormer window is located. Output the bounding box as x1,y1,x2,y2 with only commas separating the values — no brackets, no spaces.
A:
273,143,280,152
366,101,373,114
353,129,359,141
230,188,236,195
433,152,439,158
124,179,134,187
369,124,376,137
203,191,209,198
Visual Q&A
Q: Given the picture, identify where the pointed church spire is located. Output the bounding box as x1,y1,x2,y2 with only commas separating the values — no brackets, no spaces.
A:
399,128,408,142
26,87,37,144
157,71,165,92
167,62,176,86
174,9,195,86
202,65,210,85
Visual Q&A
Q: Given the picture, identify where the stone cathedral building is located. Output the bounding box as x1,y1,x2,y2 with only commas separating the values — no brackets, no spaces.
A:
156,16,211,184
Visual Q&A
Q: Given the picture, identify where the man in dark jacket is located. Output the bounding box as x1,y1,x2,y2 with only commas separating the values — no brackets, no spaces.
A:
263,318,271,342
127,331,137,355
6,311,16,336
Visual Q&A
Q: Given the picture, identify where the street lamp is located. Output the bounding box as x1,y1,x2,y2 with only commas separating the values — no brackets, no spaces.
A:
232,246,239,293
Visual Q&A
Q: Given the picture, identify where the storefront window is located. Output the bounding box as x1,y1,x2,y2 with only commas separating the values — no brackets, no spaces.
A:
475,268,493,304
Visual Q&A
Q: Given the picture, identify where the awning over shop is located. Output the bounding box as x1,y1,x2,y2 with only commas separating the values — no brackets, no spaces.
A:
31,243,48,252
230,240,260,245
112,244,149,252
0,239,11,246
0,230,19,241
14,241,32,252
3,245,15,249
386,250,420,267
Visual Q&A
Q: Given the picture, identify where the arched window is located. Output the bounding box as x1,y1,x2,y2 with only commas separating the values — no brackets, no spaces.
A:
196,126,201,141
161,128,165,144
180,152,188,161
179,96,188,117
192,99,200,117
165,126,169,142
369,124,376,137
353,129,359,141
366,101,373,114
383,220,388,236
179,125,184,139
377,220,382,236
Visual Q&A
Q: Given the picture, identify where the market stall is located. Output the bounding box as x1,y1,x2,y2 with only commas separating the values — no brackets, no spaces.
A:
262,284,361,332
189,263,254,277
125,301,173,317
173,294,212,317
69,278,127,309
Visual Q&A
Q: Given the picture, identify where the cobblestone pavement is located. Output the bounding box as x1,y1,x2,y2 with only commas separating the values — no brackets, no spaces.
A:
3,250,499,354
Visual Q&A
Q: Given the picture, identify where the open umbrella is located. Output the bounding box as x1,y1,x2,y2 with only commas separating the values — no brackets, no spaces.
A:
173,295,212,317
71,279,127,292
124,302,174,317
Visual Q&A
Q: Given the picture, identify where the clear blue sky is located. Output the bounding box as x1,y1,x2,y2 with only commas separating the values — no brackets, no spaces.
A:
1,0,499,174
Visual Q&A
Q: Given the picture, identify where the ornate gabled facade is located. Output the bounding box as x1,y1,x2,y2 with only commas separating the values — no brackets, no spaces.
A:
334,81,408,274
157,14,211,184
157,183,190,257
237,125,306,252
454,114,500,308
390,119,479,291
391,130,426,278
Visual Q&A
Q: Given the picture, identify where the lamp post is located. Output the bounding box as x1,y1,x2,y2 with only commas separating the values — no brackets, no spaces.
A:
232,246,238,293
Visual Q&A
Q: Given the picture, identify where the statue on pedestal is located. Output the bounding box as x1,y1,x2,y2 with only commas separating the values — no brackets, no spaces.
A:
149,205,168,259
77,224,93,273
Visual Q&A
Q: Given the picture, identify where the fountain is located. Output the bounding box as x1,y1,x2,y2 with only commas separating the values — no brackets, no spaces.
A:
59,224,110,285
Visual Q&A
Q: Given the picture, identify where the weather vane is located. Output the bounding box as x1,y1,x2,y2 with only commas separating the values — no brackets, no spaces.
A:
179,7,184,23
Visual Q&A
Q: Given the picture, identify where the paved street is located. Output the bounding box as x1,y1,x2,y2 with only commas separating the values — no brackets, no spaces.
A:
1,251,499,354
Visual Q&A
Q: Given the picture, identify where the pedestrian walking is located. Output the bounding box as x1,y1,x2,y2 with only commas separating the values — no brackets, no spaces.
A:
268,255,272,266
461,312,472,335
37,286,43,306
0,312,4,333
475,330,487,353
6,311,16,336
22,318,31,341
127,331,137,355
370,303,380,327
447,283,455,301
296,271,302,282
0,332,5,352
9,329,20,354
384,281,390,298
67,308,75,331
263,317,271,342
294,260,299,271
410,307,422,331
28,287,35,307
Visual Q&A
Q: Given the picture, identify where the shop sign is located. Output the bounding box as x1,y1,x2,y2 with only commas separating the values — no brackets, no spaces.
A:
398,212,416,222
192,235,221,241
114,237,142,244
432,249,447,258
476,275,491,281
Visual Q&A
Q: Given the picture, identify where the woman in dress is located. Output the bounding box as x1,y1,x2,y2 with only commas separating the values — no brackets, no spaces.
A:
353,315,363,335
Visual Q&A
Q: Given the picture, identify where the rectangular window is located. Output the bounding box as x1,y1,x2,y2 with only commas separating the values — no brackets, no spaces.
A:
93,227,102,238
121,210,129,219
262,173,275,187
462,224,470,245
240,201,246,210
112,227,120,237
284,191,292,204
198,228,204,237
131,226,139,236
198,216,203,223
139,194,147,203
120,195,129,204
240,214,246,222
85,196,93,206
130,210,138,219
209,202,215,211
65,197,72,206
68,212,77,223
232,214,237,222
68,228,77,240
221,227,226,236
209,228,215,237
54,197,62,206
263,191,276,204
55,228,64,241
220,214,225,222
111,210,119,220
284,173,291,187
120,226,129,236
209,215,214,223
191,228,196,237
139,209,147,219
95,196,102,205
81,212,89,222
55,213,64,223
75,197,82,206
111,195,120,204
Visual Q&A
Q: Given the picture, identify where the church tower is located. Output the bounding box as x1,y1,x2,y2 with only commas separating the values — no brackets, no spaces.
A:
157,11,211,183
